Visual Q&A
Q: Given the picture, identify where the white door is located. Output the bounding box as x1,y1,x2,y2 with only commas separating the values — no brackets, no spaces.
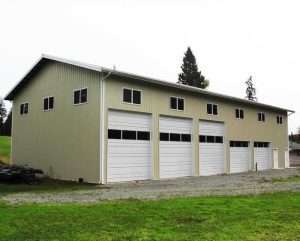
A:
159,116,193,178
230,141,250,173
273,149,279,169
285,150,290,168
254,142,272,170
199,121,225,176
107,110,152,182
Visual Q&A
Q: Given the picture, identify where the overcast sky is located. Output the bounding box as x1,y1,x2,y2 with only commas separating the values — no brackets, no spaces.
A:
0,0,299,132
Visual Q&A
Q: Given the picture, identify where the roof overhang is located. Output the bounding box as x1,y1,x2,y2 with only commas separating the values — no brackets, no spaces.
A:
5,54,295,114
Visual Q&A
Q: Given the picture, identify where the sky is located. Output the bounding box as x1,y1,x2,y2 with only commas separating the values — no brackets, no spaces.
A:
0,0,299,133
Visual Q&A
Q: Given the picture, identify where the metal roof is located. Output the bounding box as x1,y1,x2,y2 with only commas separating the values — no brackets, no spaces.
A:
5,54,295,113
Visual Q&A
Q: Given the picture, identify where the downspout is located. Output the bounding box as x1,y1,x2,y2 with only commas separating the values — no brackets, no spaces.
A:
100,70,113,184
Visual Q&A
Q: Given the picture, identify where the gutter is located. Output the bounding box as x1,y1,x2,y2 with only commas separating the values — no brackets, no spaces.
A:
99,69,113,184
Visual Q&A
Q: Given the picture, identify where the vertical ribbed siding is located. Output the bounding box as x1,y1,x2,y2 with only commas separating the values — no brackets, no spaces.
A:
12,62,101,183
105,77,289,180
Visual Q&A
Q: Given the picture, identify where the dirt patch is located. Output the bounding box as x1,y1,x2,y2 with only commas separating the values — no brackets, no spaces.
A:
1,168,300,204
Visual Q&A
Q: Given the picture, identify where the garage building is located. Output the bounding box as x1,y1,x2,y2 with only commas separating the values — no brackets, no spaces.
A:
5,55,293,183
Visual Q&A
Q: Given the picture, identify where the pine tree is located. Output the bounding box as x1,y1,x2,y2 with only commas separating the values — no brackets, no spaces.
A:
0,111,11,136
178,47,209,89
245,76,257,101
0,98,7,128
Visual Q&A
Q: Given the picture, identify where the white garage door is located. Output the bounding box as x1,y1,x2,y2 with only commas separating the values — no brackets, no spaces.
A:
230,141,250,173
199,121,225,176
107,110,152,182
254,142,272,170
159,116,193,178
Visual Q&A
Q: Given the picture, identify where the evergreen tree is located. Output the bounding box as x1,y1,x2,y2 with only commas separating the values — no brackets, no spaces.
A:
178,47,209,89
245,76,257,101
0,111,11,136
0,98,7,128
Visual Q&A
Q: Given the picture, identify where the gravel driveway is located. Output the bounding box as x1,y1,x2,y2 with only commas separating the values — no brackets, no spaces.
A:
2,168,300,204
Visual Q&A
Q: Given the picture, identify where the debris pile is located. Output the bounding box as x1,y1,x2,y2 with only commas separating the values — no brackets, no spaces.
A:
0,163,43,184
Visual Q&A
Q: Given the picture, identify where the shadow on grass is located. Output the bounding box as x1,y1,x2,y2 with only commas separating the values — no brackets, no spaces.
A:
0,178,105,195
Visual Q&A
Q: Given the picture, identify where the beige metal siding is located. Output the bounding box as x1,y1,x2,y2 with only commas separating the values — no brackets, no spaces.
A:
12,62,101,183
105,77,288,182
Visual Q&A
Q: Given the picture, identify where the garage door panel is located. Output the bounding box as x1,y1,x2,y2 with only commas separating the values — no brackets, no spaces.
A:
160,117,192,134
159,116,193,179
255,147,272,170
108,110,152,182
109,110,151,131
199,121,225,176
230,147,250,173
199,121,224,136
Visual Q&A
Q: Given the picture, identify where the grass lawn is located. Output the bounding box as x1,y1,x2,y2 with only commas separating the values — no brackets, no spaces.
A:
0,136,11,163
1,192,300,241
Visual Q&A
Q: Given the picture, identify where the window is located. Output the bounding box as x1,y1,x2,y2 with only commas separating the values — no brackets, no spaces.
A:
137,131,150,140
230,141,249,147
43,97,54,111
122,130,136,140
207,136,215,143
123,88,132,103
181,134,191,142
160,132,169,141
170,133,180,142
215,136,223,143
123,88,141,104
108,129,150,140
258,112,265,122
20,103,29,115
207,104,218,115
170,97,184,111
178,98,184,111
277,115,283,124
74,88,88,104
199,135,223,143
199,135,206,143
254,142,269,148
235,108,244,119
108,129,121,139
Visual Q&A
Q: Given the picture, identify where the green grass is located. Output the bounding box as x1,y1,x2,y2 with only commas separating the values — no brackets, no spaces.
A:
0,136,11,163
272,175,300,183
1,192,300,241
0,178,100,195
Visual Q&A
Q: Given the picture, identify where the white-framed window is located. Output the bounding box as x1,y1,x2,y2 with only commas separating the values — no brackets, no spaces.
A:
43,96,54,111
170,97,184,111
20,103,29,115
235,108,244,119
73,88,88,105
258,112,265,122
123,88,141,105
277,115,283,124
207,103,218,115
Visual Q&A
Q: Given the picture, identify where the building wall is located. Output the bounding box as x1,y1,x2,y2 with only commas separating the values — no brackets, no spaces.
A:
104,76,288,182
12,62,101,183
11,62,289,184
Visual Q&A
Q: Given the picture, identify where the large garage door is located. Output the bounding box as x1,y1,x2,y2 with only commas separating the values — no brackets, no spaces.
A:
107,110,152,182
254,142,272,170
230,141,250,173
199,121,225,176
159,116,193,178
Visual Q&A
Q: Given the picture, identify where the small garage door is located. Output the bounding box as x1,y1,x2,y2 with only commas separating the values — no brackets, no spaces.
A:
230,141,250,173
159,116,193,178
254,142,272,170
107,110,152,182
199,121,225,176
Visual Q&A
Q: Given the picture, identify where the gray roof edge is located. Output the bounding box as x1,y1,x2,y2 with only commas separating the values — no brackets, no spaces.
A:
4,54,295,113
